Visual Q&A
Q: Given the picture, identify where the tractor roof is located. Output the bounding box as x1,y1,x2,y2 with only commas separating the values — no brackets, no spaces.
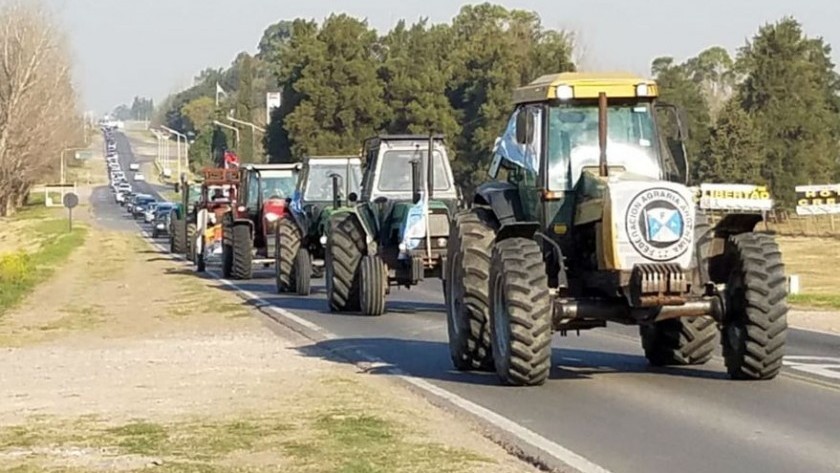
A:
243,163,302,171
304,155,362,166
513,72,658,104
364,134,446,147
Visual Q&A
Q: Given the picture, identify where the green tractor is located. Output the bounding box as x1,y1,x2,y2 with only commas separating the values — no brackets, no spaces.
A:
325,135,461,316
445,72,788,386
275,155,363,295
169,173,203,257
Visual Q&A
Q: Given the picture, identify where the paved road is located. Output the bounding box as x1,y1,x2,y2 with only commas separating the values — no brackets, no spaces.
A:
99,131,840,473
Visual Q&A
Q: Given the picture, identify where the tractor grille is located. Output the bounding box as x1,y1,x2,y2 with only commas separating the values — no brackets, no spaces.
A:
428,213,450,238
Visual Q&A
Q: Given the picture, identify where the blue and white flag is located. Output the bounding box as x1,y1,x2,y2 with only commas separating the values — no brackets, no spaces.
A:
644,207,683,243
289,190,303,215
399,192,428,258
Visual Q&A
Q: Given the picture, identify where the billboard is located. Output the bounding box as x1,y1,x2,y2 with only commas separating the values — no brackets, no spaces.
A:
698,183,774,212
266,92,282,125
795,184,840,215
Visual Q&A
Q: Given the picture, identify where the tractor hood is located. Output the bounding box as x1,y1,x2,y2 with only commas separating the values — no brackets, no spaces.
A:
262,198,288,221
577,172,696,270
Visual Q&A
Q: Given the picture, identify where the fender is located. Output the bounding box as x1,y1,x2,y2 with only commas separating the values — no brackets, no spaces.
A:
714,213,763,237
329,208,376,256
473,181,527,226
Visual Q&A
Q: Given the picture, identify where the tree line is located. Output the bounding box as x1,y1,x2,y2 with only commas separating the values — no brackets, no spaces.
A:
112,97,155,121
158,6,839,208
0,1,81,216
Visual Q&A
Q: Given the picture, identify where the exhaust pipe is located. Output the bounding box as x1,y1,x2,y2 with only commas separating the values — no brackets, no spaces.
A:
427,133,435,200
598,92,608,177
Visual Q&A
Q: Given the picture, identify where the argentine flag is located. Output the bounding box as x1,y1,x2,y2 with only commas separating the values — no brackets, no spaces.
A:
399,191,429,259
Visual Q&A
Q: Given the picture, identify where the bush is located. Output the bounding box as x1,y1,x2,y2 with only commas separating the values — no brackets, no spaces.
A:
0,251,31,286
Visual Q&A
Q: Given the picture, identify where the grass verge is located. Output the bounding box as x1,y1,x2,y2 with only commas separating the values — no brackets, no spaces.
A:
0,402,491,472
0,205,87,317
788,294,840,311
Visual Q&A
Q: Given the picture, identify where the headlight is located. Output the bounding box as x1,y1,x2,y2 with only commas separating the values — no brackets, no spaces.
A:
436,237,447,248
556,85,574,100
635,83,649,97
319,235,327,245
156,223,165,229
265,212,280,223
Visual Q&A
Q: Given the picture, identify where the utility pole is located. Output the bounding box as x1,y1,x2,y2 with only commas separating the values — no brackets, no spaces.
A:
225,116,266,162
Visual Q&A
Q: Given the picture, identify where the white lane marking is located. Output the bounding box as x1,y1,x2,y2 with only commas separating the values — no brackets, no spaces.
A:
788,325,840,338
784,356,840,380
137,224,614,473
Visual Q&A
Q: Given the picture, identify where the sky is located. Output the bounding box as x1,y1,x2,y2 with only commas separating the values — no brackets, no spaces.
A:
46,0,840,114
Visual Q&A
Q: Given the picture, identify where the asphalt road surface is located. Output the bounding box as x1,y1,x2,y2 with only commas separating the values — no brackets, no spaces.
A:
94,131,840,473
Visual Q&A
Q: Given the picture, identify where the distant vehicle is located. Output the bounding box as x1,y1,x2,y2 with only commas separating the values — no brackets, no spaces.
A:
152,204,176,238
118,190,134,205
129,163,140,171
132,196,156,219
133,173,145,182
162,168,172,179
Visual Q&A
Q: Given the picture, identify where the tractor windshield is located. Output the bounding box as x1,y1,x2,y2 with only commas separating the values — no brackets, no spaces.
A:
260,171,297,201
304,163,362,202
547,101,664,190
378,149,450,193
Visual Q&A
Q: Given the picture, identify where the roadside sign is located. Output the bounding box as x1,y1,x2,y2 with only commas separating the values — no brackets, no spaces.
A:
266,91,282,124
795,184,840,215
75,150,94,160
63,192,79,232
698,183,774,212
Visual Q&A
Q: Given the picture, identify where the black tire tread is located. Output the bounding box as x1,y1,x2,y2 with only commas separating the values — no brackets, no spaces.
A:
360,255,386,316
723,232,788,380
446,207,496,371
231,224,253,280
294,248,312,296
641,317,717,366
275,217,302,293
327,214,364,312
491,238,552,386
171,217,186,254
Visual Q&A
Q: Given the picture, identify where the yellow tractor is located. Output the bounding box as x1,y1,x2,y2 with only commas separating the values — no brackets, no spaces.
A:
445,72,788,385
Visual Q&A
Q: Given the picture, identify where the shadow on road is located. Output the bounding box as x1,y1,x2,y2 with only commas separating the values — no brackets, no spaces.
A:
293,337,730,386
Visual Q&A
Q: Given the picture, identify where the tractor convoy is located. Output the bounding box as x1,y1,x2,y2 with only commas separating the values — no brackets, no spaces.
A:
159,71,789,386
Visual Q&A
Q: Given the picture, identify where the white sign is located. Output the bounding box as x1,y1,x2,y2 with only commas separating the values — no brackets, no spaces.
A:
795,184,840,216
266,92,282,125
698,183,773,212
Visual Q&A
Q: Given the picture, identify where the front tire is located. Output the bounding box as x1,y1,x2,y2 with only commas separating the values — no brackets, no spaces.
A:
721,233,788,380
489,238,552,386
326,214,364,312
171,217,185,254
231,224,253,280
186,222,197,262
294,248,312,296
359,255,387,316
445,208,496,371
275,217,302,293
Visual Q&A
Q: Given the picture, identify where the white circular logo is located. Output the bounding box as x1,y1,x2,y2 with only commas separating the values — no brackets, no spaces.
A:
625,188,693,262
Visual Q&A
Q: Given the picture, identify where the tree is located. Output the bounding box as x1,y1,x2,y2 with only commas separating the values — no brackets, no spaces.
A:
281,14,387,157
130,96,154,121
180,96,216,131
112,104,132,120
685,47,736,120
0,1,79,215
696,101,762,183
651,56,711,182
737,17,840,206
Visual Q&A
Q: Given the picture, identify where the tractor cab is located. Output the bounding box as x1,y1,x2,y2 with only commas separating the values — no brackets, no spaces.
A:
237,163,300,249
358,135,459,262
294,155,362,221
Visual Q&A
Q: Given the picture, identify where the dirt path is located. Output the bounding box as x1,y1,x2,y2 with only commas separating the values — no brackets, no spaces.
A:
0,217,538,472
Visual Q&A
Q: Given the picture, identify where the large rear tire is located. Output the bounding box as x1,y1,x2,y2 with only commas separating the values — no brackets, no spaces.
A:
275,217,303,293
445,208,496,371
489,238,552,386
721,233,788,380
171,217,186,254
294,248,312,296
186,223,197,262
359,255,387,316
231,224,253,280
326,214,364,312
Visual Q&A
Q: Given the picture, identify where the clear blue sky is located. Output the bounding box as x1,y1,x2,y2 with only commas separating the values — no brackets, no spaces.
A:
48,0,840,114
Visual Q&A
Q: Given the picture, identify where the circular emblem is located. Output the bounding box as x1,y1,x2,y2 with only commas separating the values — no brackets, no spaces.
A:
625,187,693,262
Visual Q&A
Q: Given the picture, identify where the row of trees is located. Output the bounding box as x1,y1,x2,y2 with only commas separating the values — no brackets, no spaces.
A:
158,3,576,190
112,96,155,121
653,17,840,206
0,1,81,215
158,6,840,207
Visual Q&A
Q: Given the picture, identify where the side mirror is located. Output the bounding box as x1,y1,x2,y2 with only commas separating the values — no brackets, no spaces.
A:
174,182,180,193
348,192,358,203
515,109,534,145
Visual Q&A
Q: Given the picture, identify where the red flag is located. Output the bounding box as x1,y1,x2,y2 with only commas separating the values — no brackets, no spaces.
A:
223,151,240,169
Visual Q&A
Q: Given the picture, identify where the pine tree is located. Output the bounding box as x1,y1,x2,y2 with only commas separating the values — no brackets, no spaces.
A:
696,101,762,183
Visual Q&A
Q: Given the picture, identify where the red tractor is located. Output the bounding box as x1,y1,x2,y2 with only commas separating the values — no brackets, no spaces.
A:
222,163,301,279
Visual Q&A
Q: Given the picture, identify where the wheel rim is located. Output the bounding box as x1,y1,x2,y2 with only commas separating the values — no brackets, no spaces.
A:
447,250,464,337
492,272,510,360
